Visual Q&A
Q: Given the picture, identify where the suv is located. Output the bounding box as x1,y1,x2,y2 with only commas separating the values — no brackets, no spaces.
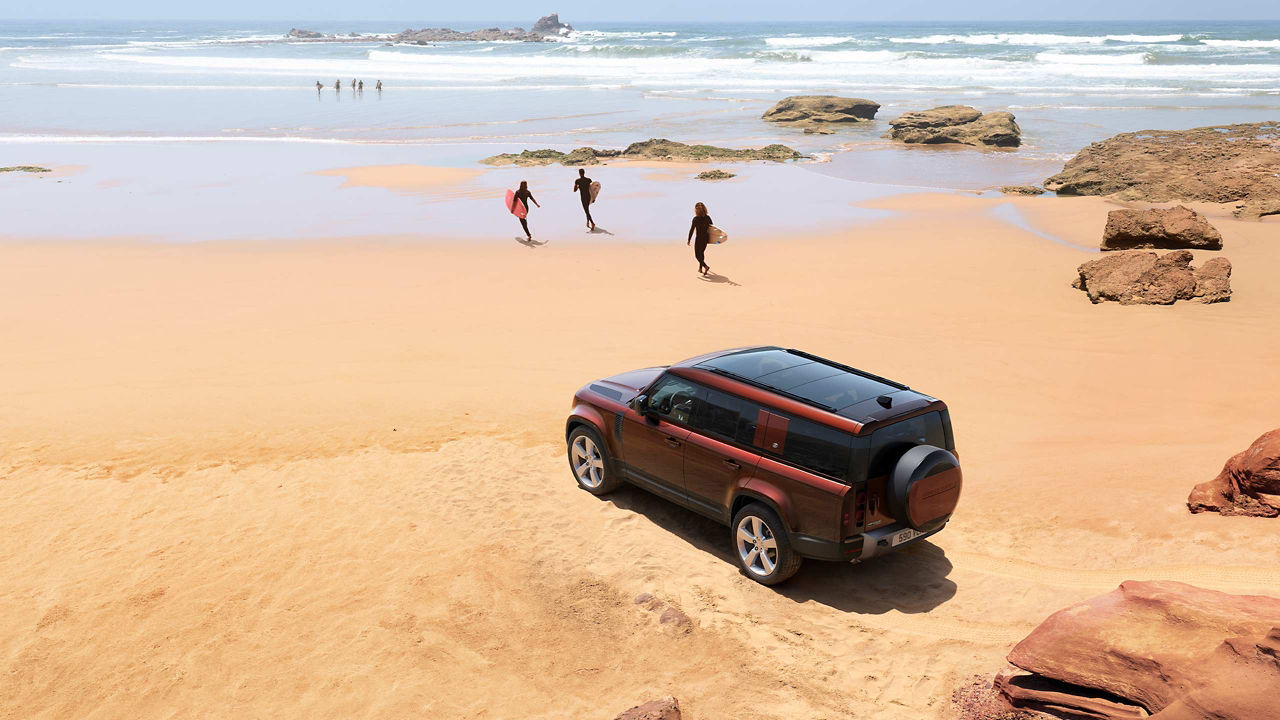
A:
565,347,962,585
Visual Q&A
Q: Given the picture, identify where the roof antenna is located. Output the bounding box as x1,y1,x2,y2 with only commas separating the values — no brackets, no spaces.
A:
876,395,893,409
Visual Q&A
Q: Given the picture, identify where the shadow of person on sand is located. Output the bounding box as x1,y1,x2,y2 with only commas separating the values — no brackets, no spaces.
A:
605,485,955,614
514,236,547,248
699,272,740,286
588,226,615,236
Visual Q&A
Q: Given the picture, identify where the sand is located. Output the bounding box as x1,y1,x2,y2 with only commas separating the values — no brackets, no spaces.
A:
3,186,1279,719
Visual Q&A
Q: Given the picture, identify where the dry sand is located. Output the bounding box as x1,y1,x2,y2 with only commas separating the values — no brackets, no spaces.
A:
2,189,1279,719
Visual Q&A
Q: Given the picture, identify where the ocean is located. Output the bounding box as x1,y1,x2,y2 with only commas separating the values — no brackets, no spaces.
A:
2,18,1278,239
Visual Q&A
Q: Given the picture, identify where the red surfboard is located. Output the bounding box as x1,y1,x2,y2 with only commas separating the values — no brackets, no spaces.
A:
505,189,528,219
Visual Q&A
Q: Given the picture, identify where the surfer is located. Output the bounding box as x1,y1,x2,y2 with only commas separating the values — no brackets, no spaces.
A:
514,181,540,240
572,169,595,231
376,80,383,91
334,79,341,90
687,202,713,276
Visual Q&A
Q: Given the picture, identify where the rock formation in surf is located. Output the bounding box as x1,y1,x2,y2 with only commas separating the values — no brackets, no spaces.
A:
0,166,51,173
481,139,800,166
285,15,575,44
1044,122,1280,219
996,581,1280,720
286,28,325,39
1101,206,1223,251
695,170,736,180
1000,185,1045,195
1188,429,1280,517
887,106,1021,148
531,13,573,36
1072,250,1231,305
761,95,880,131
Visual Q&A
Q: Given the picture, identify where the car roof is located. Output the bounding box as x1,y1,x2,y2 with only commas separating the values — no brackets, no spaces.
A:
670,346,940,432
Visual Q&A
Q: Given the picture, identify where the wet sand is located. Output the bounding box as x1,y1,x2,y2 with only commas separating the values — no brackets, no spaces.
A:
2,180,1279,719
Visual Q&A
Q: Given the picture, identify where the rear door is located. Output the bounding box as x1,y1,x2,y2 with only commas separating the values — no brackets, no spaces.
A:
683,386,761,519
618,374,700,504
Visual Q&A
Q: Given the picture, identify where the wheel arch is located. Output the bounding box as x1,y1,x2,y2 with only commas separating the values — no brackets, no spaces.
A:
730,489,794,533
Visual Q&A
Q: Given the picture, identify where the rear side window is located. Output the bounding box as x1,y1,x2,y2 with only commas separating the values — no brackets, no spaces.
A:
694,388,743,440
868,412,946,479
783,416,853,480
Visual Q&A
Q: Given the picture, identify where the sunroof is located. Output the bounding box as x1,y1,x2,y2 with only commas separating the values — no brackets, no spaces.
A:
698,348,805,379
788,373,897,413
699,348,900,414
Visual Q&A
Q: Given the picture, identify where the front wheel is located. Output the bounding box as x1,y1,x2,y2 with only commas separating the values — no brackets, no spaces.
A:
567,425,621,495
731,503,802,585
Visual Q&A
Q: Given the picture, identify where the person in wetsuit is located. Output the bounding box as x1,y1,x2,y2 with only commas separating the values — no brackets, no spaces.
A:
687,201,713,275
572,169,595,231
513,180,540,240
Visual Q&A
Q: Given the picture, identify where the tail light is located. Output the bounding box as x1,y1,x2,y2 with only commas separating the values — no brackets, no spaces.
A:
854,489,867,527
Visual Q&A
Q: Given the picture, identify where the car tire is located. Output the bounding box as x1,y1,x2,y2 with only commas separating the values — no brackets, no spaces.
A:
731,502,802,585
567,425,621,495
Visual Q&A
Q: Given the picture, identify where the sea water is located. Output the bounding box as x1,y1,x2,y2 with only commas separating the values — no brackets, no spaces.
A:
2,19,1278,239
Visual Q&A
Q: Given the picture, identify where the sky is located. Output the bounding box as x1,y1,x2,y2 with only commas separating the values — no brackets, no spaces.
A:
2,0,1278,21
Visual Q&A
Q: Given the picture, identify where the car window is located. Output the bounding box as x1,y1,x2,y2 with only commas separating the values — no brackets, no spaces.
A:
783,416,853,480
645,375,702,426
694,387,742,440
868,412,946,478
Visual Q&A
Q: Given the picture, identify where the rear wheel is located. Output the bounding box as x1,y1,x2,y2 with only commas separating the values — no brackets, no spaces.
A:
731,503,802,585
568,426,621,495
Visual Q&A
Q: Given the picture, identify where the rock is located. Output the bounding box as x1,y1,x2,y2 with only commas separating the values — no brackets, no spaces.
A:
695,170,736,181
531,13,573,36
761,95,880,129
887,106,1021,148
1072,250,1231,305
481,139,798,166
615,697,681,720
0,166,51,173
1000,185,1045,195
286,28,325,39
1101,206,1223,251
952,674,1040,720
658,606,691,629
1001,581,1280,720
1188,429,1280,517
1044,122,1280,220
392,26,547,43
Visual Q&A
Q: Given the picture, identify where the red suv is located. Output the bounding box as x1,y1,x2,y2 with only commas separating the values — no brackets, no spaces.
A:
565,347,962,585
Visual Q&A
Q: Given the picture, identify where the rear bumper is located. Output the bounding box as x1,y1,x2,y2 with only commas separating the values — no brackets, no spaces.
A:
792,519,946,562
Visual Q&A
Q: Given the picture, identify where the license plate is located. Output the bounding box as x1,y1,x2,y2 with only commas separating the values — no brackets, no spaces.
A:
890,527,923,547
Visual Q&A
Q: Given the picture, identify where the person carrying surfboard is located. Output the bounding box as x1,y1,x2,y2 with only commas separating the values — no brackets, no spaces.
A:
512,180,540,241
687,201,714,276
572,169,596,231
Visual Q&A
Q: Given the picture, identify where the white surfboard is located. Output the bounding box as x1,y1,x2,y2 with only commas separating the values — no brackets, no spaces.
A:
708,225,728,244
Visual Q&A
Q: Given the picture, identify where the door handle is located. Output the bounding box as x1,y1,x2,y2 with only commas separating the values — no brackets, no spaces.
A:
722,459,741,470
664,437,682,448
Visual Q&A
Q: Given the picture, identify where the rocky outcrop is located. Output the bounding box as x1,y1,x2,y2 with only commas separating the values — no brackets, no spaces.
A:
998,581,1280,720
481,139,799,166
887,106,1021,148
1044,122,1280,219
1072,250,1231,305
286,28,325,39
696,170,736,180
1101,206,1223,251
1188,429,1280,517
0,166,51,173
1000,185,1045,195
531,13,573,36
761,95,880,130
615,697,681,720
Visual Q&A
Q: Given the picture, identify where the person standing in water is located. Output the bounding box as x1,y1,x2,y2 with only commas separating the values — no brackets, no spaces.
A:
571,169,595,231
687,202,713,276
376,80,383,91
334,79,341,90
513,181,540,241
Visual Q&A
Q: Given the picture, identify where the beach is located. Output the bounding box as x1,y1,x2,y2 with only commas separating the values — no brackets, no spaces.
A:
3,15,1280,720
4,175,1280,717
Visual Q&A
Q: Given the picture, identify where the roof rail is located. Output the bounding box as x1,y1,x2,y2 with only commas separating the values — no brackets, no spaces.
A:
706,366,840,413
784,348,908,390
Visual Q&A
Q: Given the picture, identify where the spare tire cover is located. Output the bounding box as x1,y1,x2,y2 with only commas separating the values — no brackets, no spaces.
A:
888,445,962,531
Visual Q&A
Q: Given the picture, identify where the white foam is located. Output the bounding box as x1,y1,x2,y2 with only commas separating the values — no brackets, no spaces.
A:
888,33,1105,45
764,36,854,48
1200,38,1280,48
1105,34,1183,42
1036,51,1148,65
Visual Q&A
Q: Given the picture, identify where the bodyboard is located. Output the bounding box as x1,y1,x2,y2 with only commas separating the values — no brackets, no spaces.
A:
589,181,601,204
708,225,728,244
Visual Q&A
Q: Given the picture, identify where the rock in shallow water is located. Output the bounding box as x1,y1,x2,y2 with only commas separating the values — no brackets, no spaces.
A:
1044,122,1280,220
887,105,1021,148
761,95,880,128
1188,428,1280,517
1101,206,1223,251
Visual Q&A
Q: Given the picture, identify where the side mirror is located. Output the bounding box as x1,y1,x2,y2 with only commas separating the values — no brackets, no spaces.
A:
633,394,652,416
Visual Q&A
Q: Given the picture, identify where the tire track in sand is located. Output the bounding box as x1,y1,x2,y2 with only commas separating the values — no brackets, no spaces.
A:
949,551,1280,594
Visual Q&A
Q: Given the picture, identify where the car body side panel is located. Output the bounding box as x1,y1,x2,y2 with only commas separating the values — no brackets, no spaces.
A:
683,431,761,522
748,456,849,543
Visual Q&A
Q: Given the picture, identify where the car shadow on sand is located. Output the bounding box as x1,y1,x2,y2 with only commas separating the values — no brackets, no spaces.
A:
605,485,956,615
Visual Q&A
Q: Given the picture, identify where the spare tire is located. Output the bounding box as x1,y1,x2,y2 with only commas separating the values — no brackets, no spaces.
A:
888,445,962,531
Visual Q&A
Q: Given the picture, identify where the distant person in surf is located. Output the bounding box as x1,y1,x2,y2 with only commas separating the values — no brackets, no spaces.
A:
358,80,364,91
376,80,383,91
334,79,341,90
351,78,357,90
513,181,540,241
687,202,713,276
572,169,595,231
315,80,323,91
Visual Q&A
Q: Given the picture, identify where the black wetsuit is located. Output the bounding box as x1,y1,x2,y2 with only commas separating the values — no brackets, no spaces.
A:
514,188,536,237
573,176,594,227
689,215,713,271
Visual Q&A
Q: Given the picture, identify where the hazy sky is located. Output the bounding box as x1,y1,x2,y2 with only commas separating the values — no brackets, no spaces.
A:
3,0,1277,22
